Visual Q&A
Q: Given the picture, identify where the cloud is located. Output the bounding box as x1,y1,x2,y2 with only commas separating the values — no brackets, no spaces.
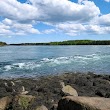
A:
42,29,56,34
104,0,110,2
0,0,110,37
56,23,85,36
56,23,110,36
0,21,13,36
96,14,110,26
0,0,40,23
0,0,100,23
0,18,40,36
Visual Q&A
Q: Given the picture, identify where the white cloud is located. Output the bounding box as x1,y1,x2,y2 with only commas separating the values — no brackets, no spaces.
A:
96,14,110,26
0,0,40,23
0,18,40,36
56,23,85,36
0,0,100,23
56,23,110,36
12,23,40,34
43,29,56,34
104,0,110,2
0,0,110,37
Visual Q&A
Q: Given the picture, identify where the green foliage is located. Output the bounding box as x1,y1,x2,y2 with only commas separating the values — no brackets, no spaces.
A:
19,95,34,110
10,40,110,45
0,42,7,46
19,96,30,109
49,40,110,45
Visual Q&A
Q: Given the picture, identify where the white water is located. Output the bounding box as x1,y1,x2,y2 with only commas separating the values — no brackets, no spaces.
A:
0,46,110,78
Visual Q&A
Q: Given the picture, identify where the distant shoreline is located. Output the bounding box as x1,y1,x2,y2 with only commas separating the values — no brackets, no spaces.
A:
10,40,110,45
1,40,110,46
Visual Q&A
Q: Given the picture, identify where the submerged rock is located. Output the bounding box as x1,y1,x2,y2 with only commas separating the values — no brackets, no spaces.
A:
58,96,110,110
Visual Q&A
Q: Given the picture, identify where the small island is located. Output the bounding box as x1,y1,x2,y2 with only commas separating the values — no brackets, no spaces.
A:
0,42,7,46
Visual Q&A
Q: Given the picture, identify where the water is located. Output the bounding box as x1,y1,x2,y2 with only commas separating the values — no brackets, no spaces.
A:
0,46,110,78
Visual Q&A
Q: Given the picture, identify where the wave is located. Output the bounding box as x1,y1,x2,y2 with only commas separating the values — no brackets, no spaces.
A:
1,53,110,72
4,62,41,71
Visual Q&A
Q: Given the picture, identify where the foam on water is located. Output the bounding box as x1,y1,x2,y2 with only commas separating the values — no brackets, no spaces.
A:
4,62,41,71
0,46,110,78
1,53,109,72
4,65,12,71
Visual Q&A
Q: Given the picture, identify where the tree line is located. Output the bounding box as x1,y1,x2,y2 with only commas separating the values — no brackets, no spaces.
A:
1,40,110,46
0,42,7,46
10,40,110,45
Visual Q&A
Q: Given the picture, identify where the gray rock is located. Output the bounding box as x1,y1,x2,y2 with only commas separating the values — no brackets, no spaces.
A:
60,82,78,96
58,96,110,110
20,86,29,95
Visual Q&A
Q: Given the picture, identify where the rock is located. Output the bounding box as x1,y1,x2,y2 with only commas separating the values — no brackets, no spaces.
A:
20,86,29,95
50,104,58,110
105,93,110,98
60,82,78,96
36,105,48,110
0,96,12,110
58,96,110,110
13,95,35,110
95,90,104,97
11,81,15,86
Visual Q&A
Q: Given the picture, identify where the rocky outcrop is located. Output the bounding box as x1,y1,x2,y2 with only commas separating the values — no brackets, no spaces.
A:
60,82,78,96
58,96,110,110
0,73,109,110
0,96,12,110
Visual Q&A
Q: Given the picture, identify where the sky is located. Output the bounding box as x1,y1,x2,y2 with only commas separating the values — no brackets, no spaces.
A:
0,0,110,43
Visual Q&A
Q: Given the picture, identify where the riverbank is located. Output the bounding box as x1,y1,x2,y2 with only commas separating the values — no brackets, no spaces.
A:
0,72,110,110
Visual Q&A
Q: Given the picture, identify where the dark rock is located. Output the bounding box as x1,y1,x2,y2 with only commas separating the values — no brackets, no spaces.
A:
6,87,13,93
95,90,104,97
50,104,58,110
105,93,110,98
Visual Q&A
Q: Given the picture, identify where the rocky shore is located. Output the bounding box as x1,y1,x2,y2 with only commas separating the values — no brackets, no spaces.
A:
0,72,110,110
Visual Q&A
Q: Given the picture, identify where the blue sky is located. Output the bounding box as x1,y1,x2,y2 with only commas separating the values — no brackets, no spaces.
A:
0,0,110,43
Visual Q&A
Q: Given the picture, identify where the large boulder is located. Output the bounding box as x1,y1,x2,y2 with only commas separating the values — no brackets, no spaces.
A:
58,96,110,110
0,96,12,110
